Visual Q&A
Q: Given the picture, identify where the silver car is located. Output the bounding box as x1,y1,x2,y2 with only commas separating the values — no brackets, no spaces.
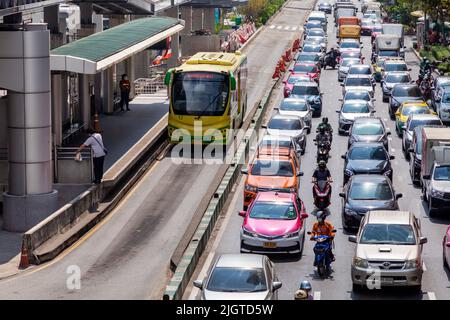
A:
349,210,427,292
338,58,361,81
275,98,313,132
435,88,450,123
193,254,282,300
342,74,375,97
337,99,375,135
340,89,376,109
402,114,442,160
264,114,308,154
381,71,412,102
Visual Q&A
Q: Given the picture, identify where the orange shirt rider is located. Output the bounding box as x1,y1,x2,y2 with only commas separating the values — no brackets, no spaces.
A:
310,221,335,240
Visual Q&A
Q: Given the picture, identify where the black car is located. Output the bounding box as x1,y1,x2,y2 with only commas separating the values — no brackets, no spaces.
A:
348,117,391,150
339,175,402,230
318,2,332,14
342,142,394,185
388,84,423,119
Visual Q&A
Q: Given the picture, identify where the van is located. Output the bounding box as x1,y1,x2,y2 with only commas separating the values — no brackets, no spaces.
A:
339,25,361,39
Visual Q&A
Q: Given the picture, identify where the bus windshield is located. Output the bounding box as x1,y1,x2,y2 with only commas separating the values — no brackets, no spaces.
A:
171,72,229,116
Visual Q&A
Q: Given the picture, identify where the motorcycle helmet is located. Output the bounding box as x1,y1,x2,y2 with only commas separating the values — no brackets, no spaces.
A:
299,280,312,292
316,210,325,223
322,117,329,124
318,160,326,169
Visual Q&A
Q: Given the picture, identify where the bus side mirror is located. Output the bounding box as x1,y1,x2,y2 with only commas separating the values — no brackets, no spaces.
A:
230,73,237,91
164,69,173,86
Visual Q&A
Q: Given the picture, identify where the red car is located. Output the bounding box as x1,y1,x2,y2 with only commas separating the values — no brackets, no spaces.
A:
290,62,320,84
283,73,313,97
444,225,450,269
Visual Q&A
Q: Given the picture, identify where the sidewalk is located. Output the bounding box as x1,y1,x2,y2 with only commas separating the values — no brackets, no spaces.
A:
0,92,169,279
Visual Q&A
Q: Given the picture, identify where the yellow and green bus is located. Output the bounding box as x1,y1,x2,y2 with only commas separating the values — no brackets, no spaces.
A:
164,51,248,145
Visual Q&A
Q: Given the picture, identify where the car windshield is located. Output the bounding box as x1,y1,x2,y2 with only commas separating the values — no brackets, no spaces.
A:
352,122,384,135
268,118,303,130
345,91,370,101
342,59,360,67
385,64,407,72
207,267,267,292
349,146,387,160
401,106,430,116
251,160,294,177
386,74,410,83
297,54,319,62
306,22,322,28
292,85,319,96
392,86,421,97
293,64,317,73
379,50,399,57
261,139,291,148
434,165,450,181
416,132,423,155
303,45,321,52
342,52,360,59
288,75,309,84
443,93,450,102
341,42,360,49
171,72,229,116
349,180,393,200
361,21,373,27
307,30,324,37
360,224,416,245
349,67,370,74
342,102,370,113
345,77,372,86
249,201,297,220
281,100,308,111
409,119,442,130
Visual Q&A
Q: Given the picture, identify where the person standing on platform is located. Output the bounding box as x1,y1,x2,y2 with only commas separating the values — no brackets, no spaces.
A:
119,73,131,111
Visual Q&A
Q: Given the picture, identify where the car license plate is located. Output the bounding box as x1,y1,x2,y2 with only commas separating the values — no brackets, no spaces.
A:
263,242,277,248
381,277,394,284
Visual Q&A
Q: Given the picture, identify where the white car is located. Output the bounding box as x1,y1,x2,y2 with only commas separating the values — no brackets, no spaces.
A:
193,254,282,300
275,97,313,132
337,39,362,54
338,58,361,81
342,74,375,97
264,114,308,154
340,89,376,109
349,210,427,292
337,99,375,134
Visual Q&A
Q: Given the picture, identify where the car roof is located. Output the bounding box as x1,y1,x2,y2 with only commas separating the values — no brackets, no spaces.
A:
216,254,264,269
341,38,359,42
351,174,389,183
393,83,418,89
262,134,292,142
293,81,318,87
401,101,428,107
283,97,307,103
255,191,294,202
384,60,407,65
349,64,370,69
343,99,369,105
385,71,410,76
345,89,370,94
346,74,372,79
295,62,317,66
271,114,301,121
408,114,440,120
353,116,382,124
366,210,412,225
350,141,385,148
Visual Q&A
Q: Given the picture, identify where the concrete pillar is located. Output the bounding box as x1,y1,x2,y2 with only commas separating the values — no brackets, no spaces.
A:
126,56,135,99
51,73,63,146
0,24,58,232
78,2,96,38
103,68,114,114
78,74,90,128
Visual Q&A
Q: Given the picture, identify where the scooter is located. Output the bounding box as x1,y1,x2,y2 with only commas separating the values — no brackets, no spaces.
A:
316,141,330,163
323,53,337,70
313,179,332,210
307,233,336,278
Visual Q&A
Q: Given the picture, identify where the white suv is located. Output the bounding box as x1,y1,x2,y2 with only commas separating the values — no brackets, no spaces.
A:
349,210,427,292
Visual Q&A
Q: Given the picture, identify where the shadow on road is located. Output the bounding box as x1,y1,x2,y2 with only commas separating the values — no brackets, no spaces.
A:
351,286,425,300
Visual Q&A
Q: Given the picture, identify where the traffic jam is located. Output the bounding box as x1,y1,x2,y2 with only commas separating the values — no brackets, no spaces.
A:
191,0,450,300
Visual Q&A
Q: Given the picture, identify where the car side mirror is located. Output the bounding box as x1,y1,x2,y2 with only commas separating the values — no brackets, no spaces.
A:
274,107,279,110
390,155,395,160
338,98,343,101
339,192,345,198
193,280,204,289
408,68,412,71
307,231,312,235
371,110,376,113
336,110,341,113
301,213,309,219
396,193,403,200
261,125,267,129
238,210,246,217
407,147,414,153
446,242,450,248
423,174,431,180
348,235,357,243
297,172,304,177
340,84,344,86
272,281,283,291
372,98,376,101
341,154,346,159
241,169,248,175
419,237,428,245
387,131,392,135
282,81,287,84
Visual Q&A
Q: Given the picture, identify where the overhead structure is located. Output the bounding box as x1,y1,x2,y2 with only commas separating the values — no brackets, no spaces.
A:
50,16,185,74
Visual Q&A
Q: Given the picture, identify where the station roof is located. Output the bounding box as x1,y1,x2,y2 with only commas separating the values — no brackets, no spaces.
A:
50,17,184,74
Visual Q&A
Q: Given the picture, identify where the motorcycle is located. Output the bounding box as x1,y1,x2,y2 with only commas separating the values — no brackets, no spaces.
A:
313,179,332,210
323,53,337,70
316,141,330,162
307,233,336,278
420,77,432,101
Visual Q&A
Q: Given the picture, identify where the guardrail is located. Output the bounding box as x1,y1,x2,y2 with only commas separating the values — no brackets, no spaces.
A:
134,76,166,95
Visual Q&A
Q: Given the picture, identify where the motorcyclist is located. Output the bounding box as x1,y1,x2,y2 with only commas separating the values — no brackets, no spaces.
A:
310,211,335,261
315,126,332,150
294,281,313,300
317,117,333,136
420,57,431,73
312,160,332,183
325,47,339,67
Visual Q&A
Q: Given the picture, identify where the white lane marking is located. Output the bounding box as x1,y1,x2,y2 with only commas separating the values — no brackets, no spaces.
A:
422,261,427,272
291,26,298,31
284,26,290,30
313,291,321,300
391,148,396,153
388,137,392,141
269,25,276,29
427,292,437,300
277,25,283,30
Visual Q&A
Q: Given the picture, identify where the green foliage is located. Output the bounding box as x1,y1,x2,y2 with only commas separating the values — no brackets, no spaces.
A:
240,0,285,25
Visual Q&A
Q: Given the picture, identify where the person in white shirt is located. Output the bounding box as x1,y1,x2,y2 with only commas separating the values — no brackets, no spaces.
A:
77,128,107,184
